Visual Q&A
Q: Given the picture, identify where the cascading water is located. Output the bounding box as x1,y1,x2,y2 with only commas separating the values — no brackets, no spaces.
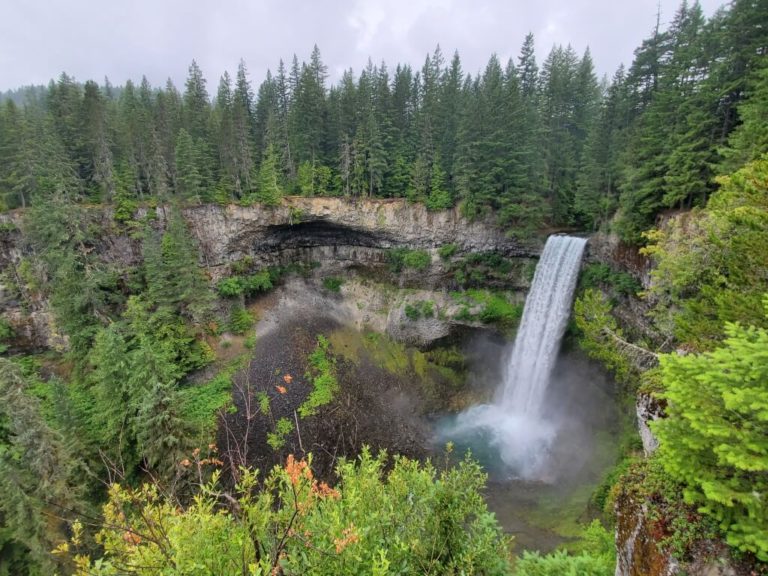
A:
499,235,588,413
438,235,588,480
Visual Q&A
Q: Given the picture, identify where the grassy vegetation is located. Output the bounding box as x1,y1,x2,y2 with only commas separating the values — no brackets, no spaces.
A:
387,247,431,272
266,417,295,450
322,276,343,292
578,263,641,298
328,328,468,410
299,335,339,418
438,243,458,260
451,290,523,329
449,251,522,287
404,299,435,320
178,356,247,441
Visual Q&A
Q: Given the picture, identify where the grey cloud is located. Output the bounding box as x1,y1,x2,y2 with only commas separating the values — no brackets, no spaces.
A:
1,0,725,92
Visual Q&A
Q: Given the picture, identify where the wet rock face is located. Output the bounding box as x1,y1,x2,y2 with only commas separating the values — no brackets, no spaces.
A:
637,393,664,455
615,489,678,576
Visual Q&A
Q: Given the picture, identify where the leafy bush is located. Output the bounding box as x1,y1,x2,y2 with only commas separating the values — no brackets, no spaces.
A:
299,335,339,418
579,263,641,297
217,276,244,298
641,157,768,350
217,270,273,298
514,519,614,575
449,251,517,287
451,290,522,328
438,243,458,260
322,276,343,293
387,248,431,272
228,306,254,335
267,417,294,450
404,300,435,321
71,449,511,575
0,317,13,344
179,371,234,439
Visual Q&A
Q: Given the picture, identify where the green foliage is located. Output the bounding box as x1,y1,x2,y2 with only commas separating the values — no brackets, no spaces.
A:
514,550,612,576
452,290,522,329
653,302,768,560
178,358,244,440
387,247,431,272
615,458,717,561
404,300,435,321
299,335,338,418
266,417,294,451
227,306,254,335
641,156,768,350
322,276,343,293
449,251,518,287
0,360,84,574
514,521,615,575
573,289,637,385
0,318,12,354
72,449,511,575
216,276,244,298
217,269,274,298
579,263,641,297
438,243,458,260
255,143,283,206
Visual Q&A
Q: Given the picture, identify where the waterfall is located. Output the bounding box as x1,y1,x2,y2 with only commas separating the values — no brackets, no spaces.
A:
500,235,588,416
438,234,587,480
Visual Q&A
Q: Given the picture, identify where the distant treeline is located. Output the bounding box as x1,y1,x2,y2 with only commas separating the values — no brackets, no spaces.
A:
0,0,766,241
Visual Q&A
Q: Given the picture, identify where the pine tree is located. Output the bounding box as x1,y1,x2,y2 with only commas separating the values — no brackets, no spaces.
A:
135,381,190,479
183,60,211,141
255,143,283,205
654,301,768,560
81,80,115,200
174,128,203,202
426,153,452,210
0,360,84,573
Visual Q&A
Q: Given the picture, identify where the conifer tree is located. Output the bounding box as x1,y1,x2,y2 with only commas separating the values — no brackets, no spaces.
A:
255,143,283,205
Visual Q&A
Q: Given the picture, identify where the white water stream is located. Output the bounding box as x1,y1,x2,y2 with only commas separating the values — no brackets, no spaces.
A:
441,235,587,479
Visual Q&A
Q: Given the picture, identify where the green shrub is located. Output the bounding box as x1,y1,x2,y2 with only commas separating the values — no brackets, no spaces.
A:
75,449,511,574
217,270,273,298
217,276,245,298
438,243,458,260
228,307,254,335
322,276,343,293
267,417,294,451
579,263,641,297
0,317,13,341
404,300,435,321
387,248,431,272
178,356,247,439
299,335,338,418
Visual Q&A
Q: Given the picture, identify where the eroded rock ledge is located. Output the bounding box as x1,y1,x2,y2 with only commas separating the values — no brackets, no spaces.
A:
182,197,537,279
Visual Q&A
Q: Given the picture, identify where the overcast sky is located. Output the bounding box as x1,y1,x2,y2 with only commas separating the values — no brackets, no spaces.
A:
1,0,727,92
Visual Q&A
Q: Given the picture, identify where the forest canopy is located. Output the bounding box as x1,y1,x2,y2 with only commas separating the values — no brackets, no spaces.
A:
0,0,765,240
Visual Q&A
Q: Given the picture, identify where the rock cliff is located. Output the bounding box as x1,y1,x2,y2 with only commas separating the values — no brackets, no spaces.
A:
0,198,538,349
181,197,536,280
